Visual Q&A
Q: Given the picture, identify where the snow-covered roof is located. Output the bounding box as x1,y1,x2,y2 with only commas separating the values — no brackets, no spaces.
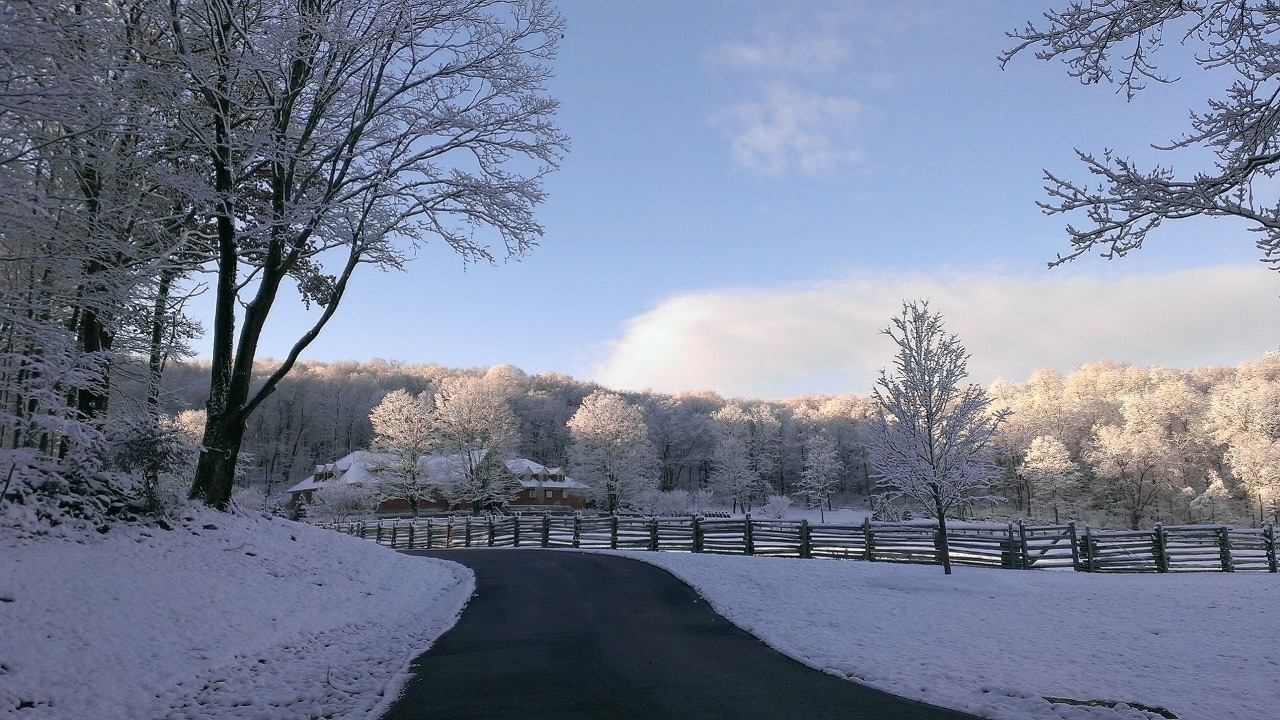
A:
287,450,585,494
285,476,324,494
517,476,588,490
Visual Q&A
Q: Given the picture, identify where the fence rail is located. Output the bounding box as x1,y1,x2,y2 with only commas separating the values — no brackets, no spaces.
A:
316,515,1278,574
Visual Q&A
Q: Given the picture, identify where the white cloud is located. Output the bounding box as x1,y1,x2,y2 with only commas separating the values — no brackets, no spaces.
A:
714,84,863,176
707,13,866,177
708,31,851,74
590,266,1280,400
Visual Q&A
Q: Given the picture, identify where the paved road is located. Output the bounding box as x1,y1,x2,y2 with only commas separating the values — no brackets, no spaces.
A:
382,549,980,720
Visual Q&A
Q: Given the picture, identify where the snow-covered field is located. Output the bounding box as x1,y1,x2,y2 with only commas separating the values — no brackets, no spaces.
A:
4,506,1275,720
620,551,1277,720
0,511,472,720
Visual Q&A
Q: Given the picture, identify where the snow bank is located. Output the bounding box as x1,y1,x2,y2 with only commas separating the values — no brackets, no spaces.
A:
620,551,1276,720
0,511,473,720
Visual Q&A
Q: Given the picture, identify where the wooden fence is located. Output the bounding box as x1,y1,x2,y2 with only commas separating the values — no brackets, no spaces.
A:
318,515,1278,574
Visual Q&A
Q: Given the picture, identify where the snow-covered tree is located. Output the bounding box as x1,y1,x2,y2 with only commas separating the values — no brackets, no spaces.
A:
181,0,568,508
710,433,766,513
1222,433,1280,525
1003,2,1280,269
690,487,716,516
866,301,1009,574
645,391,723,492
0,0,202,522
1206,357,1280,524
797,433,844,522
709,403,778,512
1087,423,1173,530
1020,435,1080,523
567,391,658,512
430,376,523,513
1190,472,1233,524
312,482,379,522
367,389,437,517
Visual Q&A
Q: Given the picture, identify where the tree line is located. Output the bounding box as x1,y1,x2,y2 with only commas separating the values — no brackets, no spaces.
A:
141,349,1280,531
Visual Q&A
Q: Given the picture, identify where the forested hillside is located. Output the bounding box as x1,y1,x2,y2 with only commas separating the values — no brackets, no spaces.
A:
146,353,1280,530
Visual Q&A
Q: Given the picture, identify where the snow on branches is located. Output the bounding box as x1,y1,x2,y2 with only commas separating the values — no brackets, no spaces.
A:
867,300,1009,573
1002,1,1280,268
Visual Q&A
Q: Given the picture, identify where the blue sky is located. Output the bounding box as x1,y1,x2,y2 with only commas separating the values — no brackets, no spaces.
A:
203,1,1280,400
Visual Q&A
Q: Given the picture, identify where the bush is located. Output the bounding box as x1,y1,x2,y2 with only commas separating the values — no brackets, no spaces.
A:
762,494,792,519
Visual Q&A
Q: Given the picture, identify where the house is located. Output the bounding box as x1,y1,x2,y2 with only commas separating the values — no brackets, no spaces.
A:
505,459,588,508
286,450,589,515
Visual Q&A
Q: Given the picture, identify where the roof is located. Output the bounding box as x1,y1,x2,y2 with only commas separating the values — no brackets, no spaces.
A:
517,477,588,490
286,450,585,494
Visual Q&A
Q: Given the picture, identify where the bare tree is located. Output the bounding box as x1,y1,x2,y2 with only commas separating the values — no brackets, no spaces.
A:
175,0,568,508
866,301,1009,575
1002,2,1280,268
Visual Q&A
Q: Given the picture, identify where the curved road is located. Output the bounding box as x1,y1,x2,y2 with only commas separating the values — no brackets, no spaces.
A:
383,549,981,720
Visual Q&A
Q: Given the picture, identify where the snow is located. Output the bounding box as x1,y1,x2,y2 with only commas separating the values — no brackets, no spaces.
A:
5,502,1274,720
0,511,473,720
769,506,872,525
616,551,1277,720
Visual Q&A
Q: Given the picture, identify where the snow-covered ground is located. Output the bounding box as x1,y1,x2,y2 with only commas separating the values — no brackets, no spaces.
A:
619,551,1277,720
766,506,872,525
0,511,472,720
5,505,1274,720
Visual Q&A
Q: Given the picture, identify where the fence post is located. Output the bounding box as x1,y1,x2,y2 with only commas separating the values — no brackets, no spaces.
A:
407,522,416,550
425,518,434,550
488,516,495,547
445,520,454,549
1083,526,1096,572
863,517,875,562
1151,523,1168,573
513,515,521,547
1217,526,1234,572
1018,521,1031,569
1003,522,1017,569
649,517,659,551
744,513,754,556
1068,522,1081,571
610,515,619,550
799,519,812,559
542,513,551,548
692,516,703,553
464,517,472,547
376,521,385,546
573,513,581,549
1266,524,1277,573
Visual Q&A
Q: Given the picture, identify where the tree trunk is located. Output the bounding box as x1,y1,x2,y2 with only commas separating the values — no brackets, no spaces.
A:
74,304,113,421
191,409,246,509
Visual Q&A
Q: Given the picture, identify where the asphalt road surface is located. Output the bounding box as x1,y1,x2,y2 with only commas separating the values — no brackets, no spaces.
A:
381,549,982,720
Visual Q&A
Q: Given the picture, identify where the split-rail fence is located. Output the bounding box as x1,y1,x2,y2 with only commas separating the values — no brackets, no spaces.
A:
316,515,1278,574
